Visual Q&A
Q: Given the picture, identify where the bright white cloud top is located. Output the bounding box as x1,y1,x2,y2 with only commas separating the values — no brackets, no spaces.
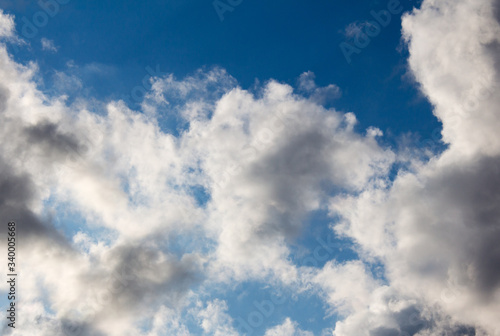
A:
0,0,499,335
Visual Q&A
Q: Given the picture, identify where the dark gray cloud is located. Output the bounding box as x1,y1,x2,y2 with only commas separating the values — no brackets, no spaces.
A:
366,304,479,336
250,130,331,239
248,125,381,242
0,156,70,245
423,155,500,297
0,316,106,336
77,242,205,320
370,327,401,336
392,305,428,336
60,319,106,336
0,84,8,113
362,303,430,336
23,120,89,163
0,156,85,334
493,0,500,24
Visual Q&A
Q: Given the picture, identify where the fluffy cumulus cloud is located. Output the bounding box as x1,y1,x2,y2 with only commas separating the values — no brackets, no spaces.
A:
0,14,393,333
325,0,500,335
0,0,499,334
183,79,393,284
0,9,13,38
195,300,239,336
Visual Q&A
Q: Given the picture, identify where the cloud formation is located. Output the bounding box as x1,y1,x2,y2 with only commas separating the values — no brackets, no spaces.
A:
326,0,500,334
41,37,57,52
1,0,499,334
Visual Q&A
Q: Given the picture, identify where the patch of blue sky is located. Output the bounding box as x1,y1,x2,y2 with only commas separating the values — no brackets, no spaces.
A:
36,286,58,317
288,208,389,289
211,280,335,335
292,208,388,284
41,196,116,246
188,184,211,208
289,209,358,270
5,0,436,145
158,229,215,261
0,292,12,326
156,111,188,138
382,129,448,183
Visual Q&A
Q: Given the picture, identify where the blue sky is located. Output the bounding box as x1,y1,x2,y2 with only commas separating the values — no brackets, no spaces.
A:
1,0,500,335
7,0,436,138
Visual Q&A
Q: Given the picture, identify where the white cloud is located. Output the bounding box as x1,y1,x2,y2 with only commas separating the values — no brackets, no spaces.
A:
264,318,313,336
0,9,14,38
313,261,379,317
3,21,386,333
195,300,239,336
325,0,500,335
145,306,191,336
402,0,500,157
41,38,58,52
183,80,394,283
297,71,341,105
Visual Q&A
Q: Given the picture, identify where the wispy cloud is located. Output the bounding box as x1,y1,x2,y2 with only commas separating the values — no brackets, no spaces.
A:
41,37,57,52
